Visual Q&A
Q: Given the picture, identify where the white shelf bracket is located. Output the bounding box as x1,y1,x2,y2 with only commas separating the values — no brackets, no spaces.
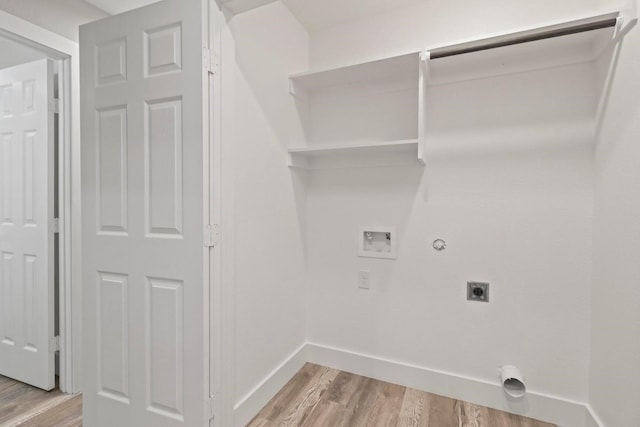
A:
618,1,639,37
417,49,430,165
420,49,432,85
419,49,431,63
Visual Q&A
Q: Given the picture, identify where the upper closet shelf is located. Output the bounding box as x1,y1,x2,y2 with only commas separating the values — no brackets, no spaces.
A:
428,12,621,60
289,52,419,93
424,11,625,85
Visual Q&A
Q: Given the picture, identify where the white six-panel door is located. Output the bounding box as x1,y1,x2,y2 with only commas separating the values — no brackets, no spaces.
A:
80,1,210,425
0,59,56,391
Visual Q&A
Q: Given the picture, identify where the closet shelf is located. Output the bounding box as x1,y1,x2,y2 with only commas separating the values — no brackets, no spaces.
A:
289,52,419,93
288,140,424,170
288,51,424,170
424,12,623,86
287,9,632,170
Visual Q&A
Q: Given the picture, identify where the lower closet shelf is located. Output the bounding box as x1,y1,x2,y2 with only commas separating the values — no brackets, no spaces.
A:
288,139,425,170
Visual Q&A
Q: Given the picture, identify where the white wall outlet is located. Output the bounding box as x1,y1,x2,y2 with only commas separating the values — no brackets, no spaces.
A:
467,282,489,302
358,270,370,289
358,226,397,259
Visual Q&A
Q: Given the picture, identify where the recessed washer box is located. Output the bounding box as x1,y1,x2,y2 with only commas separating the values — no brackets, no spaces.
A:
358,226,396,259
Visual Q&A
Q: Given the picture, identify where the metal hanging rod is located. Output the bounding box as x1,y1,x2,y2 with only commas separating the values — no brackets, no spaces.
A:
428,12,620,60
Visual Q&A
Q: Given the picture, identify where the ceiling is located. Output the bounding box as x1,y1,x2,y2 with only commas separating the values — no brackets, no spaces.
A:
282,0,426,32
83,0,426,31
84,0,159,15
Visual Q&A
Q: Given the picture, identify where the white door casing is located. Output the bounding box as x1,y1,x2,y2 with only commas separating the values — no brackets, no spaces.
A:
80,1,210,425
0,59,56,391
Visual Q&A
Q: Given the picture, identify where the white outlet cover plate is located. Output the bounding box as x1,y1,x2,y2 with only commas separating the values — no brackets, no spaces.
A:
358,226,397,259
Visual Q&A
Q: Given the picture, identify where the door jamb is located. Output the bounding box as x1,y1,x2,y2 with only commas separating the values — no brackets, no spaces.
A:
0,10,81,394
208,2,230,425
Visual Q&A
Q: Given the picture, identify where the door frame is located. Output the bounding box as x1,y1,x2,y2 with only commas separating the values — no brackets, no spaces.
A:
0,10,81,394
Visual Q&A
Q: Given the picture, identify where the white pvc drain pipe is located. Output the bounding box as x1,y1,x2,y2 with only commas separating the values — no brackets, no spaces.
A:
500,365,526,398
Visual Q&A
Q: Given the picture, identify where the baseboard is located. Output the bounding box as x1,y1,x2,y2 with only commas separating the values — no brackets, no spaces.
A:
584,404,605,427
233,343,307,427
307,342,589,427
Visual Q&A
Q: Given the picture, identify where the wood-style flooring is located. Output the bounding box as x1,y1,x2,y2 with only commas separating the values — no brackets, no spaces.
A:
247,363,556,427
0,375,81,427
1,365,556,427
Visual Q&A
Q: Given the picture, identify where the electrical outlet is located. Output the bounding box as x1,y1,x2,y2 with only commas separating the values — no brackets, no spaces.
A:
467,282,489,302
358,270,370,290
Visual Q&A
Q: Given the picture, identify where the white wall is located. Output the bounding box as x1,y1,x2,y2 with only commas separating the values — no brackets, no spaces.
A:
0,0,106,42
306,140,594,402
302,0,618,406
0,37,46,69
226,0,309,411
590,13,640,427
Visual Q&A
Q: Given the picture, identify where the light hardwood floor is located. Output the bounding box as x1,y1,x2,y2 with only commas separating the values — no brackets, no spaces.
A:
0,375,81,427
247,363,556,427
2,364,556,427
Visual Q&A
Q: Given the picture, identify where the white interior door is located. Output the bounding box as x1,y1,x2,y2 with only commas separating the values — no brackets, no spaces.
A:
0,59,56,391
80,1,210,426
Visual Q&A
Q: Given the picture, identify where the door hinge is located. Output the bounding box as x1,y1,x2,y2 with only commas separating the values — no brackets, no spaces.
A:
50,218,60,234
49,98,60,114
49,336,60,353
207,395,215,420
204,224,220,248
203,47,218,74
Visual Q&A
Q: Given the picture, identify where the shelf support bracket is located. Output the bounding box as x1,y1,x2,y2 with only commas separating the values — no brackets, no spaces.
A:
417,49,431,165
420,49,432,85
617,1,638,38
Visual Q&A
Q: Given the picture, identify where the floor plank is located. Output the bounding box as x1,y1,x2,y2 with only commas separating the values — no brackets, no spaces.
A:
302,399,351,427
280,366,339,426
426,393,458,427
247,363,557,427
0,375,81,427
18,395,83,427
0,378,64,425
258,363,322,422
398,387,430,427
364,380,405,427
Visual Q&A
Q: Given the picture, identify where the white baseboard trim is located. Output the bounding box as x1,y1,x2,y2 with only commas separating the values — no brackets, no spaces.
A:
233,343,307,427
584,404,605,427
307,342,588,427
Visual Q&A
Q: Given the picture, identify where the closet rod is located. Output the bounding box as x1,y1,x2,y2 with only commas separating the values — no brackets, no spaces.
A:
429,13,619,59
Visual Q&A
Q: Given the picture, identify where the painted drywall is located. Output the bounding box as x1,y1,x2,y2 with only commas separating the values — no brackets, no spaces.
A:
226,0,309,411
306,158,594,403
0,37,46,69
0,0,106,42
590,15,640,427
302,0,611,405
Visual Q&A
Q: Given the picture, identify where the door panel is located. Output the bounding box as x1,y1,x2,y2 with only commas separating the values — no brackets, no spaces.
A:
0,59,55,391
80,1,208,426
